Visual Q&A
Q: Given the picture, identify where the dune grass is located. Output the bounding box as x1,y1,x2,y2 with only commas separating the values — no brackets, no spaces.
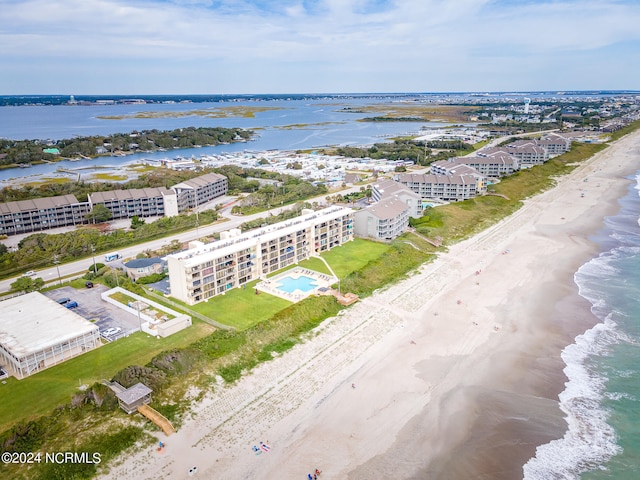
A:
0,321,215,433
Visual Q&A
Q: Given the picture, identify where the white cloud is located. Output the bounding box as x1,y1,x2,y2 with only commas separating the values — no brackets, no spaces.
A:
1,0,639,93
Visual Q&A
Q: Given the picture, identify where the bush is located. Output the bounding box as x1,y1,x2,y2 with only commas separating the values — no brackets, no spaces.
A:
136,272,167,284
89,262,105,273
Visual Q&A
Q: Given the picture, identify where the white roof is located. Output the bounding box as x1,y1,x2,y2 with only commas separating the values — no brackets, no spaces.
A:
0,292,98,359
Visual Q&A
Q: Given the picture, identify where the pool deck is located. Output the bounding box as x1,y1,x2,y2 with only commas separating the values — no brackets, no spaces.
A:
256,267,337,302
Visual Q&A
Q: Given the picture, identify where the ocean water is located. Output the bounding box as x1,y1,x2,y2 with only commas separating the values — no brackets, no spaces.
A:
524,174,640,479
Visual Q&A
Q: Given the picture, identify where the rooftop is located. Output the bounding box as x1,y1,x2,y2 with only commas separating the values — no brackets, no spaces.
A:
124,257,163,269
89,187,174,203
0,194,83,215
116,382,153,404
0,292,98,358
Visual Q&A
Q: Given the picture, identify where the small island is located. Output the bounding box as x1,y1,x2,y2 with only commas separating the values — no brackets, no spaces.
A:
0,126,254,169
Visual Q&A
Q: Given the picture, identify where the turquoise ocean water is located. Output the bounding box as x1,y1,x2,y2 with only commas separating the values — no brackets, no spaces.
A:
524,174,640,479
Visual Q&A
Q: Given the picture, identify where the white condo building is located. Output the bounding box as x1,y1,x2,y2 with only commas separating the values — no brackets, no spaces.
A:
167,207,354,304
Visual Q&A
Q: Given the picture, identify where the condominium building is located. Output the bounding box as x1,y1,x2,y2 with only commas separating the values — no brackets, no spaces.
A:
167,206,354,304
89,187,178,219
432,152,519,178
353,197,409,241
371,178,423,218
171,172,228,211
0,194,90,236
0,172,228,237
537,134,571,155
395,172,484,201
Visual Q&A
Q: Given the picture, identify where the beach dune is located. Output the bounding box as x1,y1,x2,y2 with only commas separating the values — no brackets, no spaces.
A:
102,130,640,480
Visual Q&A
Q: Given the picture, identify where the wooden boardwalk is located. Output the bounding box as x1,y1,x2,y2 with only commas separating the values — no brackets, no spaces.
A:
138,404,176,436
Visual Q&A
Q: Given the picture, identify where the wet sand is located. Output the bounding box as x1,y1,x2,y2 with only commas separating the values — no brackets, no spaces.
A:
101,130,640,480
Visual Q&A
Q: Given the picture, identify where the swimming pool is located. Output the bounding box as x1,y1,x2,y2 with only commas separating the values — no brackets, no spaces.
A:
276,275,318,293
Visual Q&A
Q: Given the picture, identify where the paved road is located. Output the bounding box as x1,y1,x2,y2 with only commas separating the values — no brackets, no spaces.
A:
3,129,548,295
0,185,370,294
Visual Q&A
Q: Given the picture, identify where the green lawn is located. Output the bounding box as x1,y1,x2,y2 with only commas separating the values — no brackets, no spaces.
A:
308,238,392,278
188,238,391,330
0,320,215,433
189,279,291,330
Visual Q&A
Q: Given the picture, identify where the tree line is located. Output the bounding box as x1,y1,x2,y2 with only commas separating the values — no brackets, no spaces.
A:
333,138,474,166
0,127,253,166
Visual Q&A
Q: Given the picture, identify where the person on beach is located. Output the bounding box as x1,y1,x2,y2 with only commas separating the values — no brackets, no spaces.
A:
351,383,356,389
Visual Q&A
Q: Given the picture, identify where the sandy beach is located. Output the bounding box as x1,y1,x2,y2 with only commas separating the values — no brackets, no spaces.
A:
102,130,640,480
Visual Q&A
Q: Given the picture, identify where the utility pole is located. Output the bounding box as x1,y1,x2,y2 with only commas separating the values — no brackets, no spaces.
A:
91,245,97,273
53,254,62,285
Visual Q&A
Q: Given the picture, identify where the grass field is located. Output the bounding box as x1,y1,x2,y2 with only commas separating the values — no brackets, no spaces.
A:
189,280,292,330
188,238,391,330
0,320,215,433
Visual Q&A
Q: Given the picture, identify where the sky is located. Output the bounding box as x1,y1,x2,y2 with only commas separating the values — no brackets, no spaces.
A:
1,0,639,95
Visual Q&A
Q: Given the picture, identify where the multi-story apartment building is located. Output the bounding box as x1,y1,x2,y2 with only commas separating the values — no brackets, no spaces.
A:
537,134,571,155
395,172,484,201
353,197,409,241
171,172,228,211
167,207,354,304
0,194,90,236
89,187,177,219
371,178,423,218
432,152,519,178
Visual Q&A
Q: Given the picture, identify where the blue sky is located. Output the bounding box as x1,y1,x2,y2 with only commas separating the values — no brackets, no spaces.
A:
1,0,639,94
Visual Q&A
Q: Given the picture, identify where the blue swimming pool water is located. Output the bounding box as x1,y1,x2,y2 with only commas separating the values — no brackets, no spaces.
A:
277,275,317,293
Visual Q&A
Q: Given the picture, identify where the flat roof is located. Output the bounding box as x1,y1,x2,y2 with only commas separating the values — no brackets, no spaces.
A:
0,292,98,358
169,206,354,268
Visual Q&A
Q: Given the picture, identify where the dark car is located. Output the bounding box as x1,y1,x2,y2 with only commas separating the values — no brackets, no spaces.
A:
85,281,94,288
65,301,78,309
56,297,71,305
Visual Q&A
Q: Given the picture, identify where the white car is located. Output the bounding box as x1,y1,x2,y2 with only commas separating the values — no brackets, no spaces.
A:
22,271,37,277
102,327,122,337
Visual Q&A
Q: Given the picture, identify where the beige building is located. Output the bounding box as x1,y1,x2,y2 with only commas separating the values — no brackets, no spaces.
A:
432,152,519,178
167,207,354,304
353,197,409,241
394,172,484,201
371,178,423,218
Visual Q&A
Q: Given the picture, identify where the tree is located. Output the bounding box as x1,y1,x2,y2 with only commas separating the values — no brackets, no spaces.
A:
85,204,112,223
11,276,44,293
131,215,145,229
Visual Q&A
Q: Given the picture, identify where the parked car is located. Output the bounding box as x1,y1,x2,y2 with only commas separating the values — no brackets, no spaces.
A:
56,297,71,305
65,301,78,309
102,327,122,337
85,281,94,288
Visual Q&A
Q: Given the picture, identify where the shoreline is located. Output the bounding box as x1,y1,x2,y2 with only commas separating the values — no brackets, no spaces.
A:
101,130,640,480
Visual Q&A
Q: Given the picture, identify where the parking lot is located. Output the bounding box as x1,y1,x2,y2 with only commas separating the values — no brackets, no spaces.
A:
43,285,141,341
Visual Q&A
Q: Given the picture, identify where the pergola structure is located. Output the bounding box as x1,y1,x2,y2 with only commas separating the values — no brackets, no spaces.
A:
116,383,153,414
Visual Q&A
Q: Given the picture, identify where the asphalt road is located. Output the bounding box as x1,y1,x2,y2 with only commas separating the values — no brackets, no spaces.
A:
0,184,372,294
